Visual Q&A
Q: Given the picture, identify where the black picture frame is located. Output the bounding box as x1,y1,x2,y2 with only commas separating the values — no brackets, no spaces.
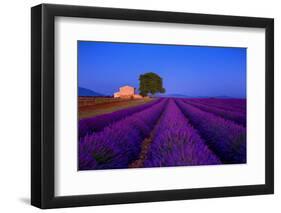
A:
31,3,274,209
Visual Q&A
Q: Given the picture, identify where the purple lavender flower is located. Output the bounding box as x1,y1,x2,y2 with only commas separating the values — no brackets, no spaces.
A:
184,99,246,127
192,98,246,113
176,99,246,164
79,98,163,138
144,99,221,167
79,99,167,170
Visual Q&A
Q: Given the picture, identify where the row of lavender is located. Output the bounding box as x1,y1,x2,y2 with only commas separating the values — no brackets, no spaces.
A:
79,99,167,170
175,99,246,164
183,99,246,127
190,98,246,113
144,99,221,167
79,97,246,170
79,98,163,138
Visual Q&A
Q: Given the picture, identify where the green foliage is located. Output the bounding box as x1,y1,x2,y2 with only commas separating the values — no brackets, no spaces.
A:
139,72,165,96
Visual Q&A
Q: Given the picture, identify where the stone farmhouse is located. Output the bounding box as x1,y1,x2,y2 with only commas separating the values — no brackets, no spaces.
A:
114,85,142,99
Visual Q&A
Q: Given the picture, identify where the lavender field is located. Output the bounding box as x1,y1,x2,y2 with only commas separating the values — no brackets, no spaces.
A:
78,98,246,170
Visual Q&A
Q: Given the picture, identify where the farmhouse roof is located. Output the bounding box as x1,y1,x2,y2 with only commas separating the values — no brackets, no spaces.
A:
119,85,135,89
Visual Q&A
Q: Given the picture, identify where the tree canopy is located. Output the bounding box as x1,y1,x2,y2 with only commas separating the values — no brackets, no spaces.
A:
139,72,165,97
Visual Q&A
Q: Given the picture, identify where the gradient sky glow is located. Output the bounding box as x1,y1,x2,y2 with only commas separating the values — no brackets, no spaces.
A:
78,41,246,98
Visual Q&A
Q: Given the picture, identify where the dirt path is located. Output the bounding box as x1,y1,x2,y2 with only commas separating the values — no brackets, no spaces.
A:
129,137,153,168
129,102,167,168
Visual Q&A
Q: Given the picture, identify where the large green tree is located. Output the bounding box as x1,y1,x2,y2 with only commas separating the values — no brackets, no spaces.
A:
139,72,165,97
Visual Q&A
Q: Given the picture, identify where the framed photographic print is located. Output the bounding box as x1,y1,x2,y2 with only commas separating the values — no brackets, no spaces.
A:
31,3,274,209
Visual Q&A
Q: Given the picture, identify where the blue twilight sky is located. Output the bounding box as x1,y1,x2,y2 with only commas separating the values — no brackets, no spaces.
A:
78,41,246,98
